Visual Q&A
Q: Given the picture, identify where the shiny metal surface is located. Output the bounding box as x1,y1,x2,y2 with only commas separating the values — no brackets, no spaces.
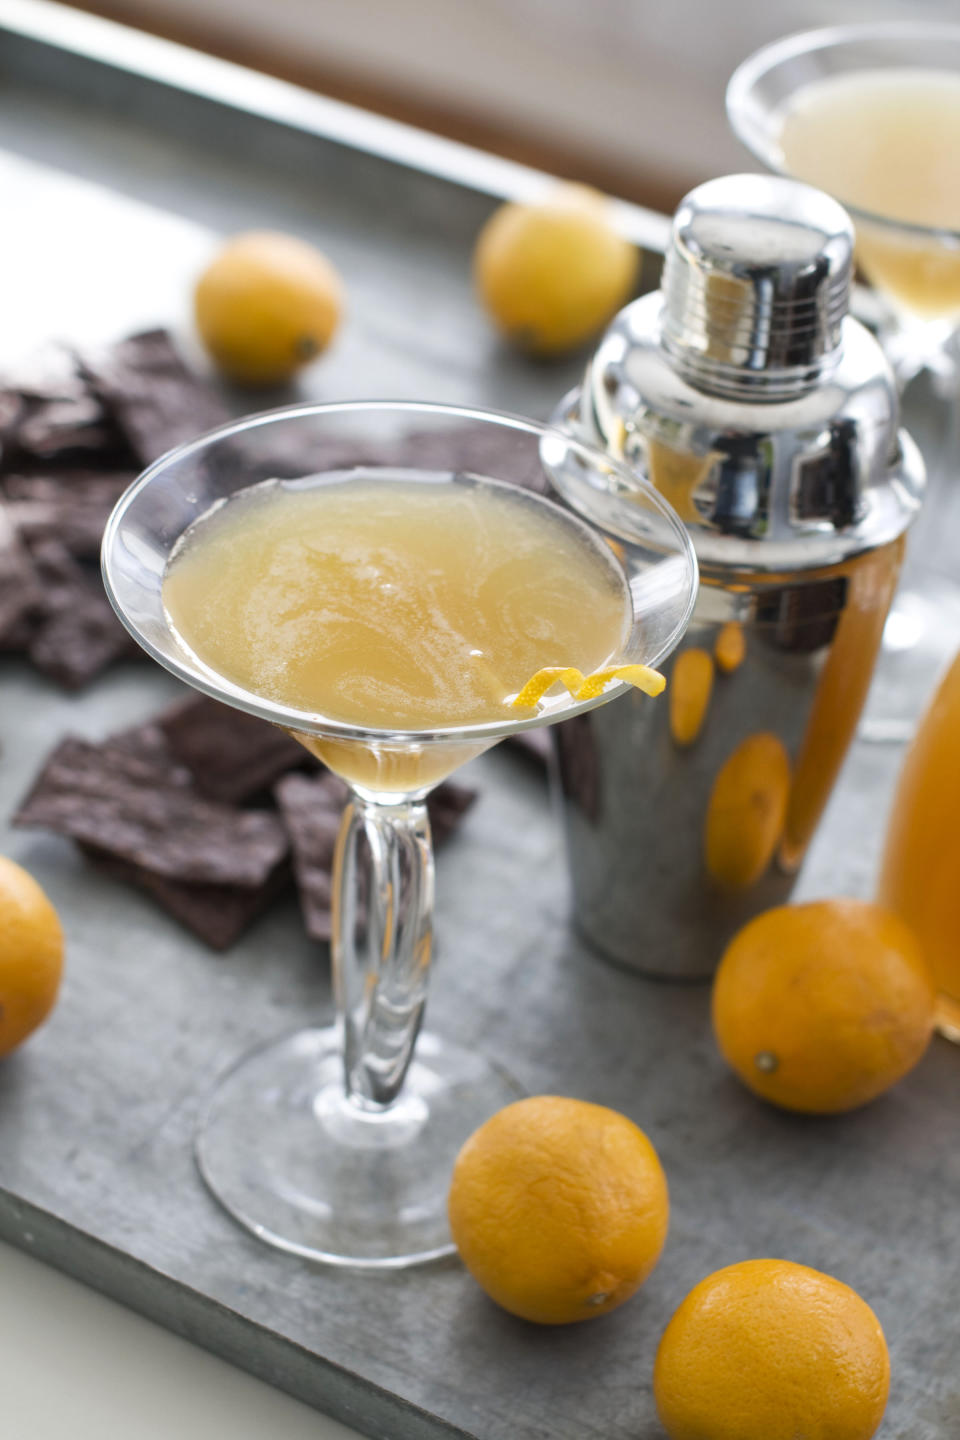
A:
557,174,924,978
661,174,853,398
555,541,904,978
562,307,921,572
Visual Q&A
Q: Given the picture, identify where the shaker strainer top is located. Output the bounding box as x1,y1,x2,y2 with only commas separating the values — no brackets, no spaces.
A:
660,174,854,398
554,172,924,572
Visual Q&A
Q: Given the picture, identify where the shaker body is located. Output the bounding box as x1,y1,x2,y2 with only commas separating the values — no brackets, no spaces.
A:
559,540,903,978
555,176,924,980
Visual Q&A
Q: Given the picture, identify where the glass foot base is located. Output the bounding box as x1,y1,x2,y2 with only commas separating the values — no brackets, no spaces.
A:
195,1026,522,1268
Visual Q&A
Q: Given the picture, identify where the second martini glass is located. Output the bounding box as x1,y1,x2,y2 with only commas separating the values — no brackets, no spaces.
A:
728,23,960,736
101,401,697,1267
726,22,960,387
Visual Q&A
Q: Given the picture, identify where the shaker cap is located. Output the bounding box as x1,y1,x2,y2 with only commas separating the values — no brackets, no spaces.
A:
554,171,924,572
661,174,854,398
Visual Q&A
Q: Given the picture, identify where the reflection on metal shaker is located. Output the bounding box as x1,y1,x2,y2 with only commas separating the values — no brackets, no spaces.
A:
554,175,923,978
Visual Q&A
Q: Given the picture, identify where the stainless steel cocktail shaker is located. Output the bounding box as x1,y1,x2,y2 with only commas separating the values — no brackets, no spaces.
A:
555,174,924,978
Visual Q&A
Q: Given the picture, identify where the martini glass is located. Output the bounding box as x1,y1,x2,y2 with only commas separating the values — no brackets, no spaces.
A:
728,24,960,738
101,400,697,1267
727,23,960,385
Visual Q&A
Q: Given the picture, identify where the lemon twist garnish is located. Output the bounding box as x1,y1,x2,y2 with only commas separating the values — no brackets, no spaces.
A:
511,664,666,709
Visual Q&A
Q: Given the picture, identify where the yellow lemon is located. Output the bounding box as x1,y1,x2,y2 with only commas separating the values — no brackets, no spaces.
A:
448,1095,668,1324
474,186,638,355
0,856,64,1055
195,230,343,385
712,898,935,1112
654,1259,890,1440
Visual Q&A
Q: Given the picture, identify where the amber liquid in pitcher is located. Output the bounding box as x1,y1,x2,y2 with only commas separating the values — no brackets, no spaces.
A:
879,649,960,1040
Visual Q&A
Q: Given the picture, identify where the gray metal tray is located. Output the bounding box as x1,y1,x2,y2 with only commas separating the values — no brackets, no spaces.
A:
0,6,957,1437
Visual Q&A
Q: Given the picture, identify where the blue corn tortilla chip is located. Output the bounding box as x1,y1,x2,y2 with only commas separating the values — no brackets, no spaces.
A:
24,540,138,689
79,842,292,952
0,507,41,646
14,734,288,887
157,694,312,805
78,329,228,466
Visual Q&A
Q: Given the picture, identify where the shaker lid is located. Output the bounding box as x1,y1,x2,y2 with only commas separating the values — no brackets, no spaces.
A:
661,174,854,399
554,173,925,573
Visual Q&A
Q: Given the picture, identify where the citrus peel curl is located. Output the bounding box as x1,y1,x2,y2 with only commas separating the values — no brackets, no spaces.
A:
511,663,666,710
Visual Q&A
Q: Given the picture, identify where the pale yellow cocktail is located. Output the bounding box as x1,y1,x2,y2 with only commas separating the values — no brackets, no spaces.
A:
162,472,631,787
779,69,960,318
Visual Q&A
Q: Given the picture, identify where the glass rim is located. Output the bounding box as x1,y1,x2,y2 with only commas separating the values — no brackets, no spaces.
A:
727,21,960,243
101,397,699,746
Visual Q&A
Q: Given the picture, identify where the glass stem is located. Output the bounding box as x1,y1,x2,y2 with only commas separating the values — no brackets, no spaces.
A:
332,794,434,1111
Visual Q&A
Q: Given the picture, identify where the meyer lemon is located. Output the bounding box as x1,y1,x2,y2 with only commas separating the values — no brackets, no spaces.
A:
474,186,637,355
712,898,935,1112
654,1259,890,1440
194,230,343,386
448,1095,668,1324
0,855,64,1055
